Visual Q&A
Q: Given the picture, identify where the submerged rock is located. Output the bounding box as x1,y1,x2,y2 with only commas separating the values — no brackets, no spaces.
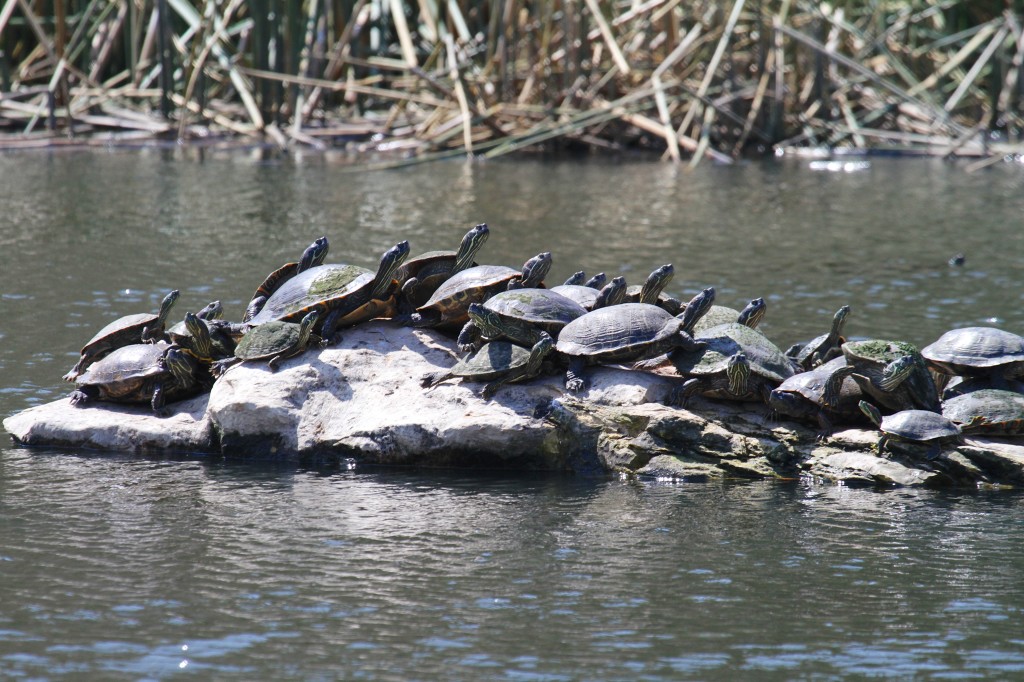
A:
5,322,1024,487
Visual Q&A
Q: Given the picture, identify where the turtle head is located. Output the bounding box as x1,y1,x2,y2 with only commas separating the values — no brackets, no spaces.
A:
299,236,330,272
371,240,412,298
738,297,767,329
467,302,505,338
830,304,851,338
157,290,181,323
677,286,716,334
514,252,553,289
594,276,627,309
184,312,213,360
639,264,674,304
526,334,555,372
726,352,751,396
821,365,855,409
453,223,489,273
298,310,319,342
163,347,196,387
858,400,883,427
196,300,224,321
583,272,607,289
879,354,916,391
563,271,586,286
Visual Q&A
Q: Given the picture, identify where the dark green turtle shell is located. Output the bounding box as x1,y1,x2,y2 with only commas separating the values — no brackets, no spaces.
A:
555,303,687,363
248,264,375,325
942,389,1024,435
879,409,962,443
692,305,743,334
482,289,586,334
234,319,312,361
549,284,601,310
417,265,522,320
443,341,537,381
671,323,796,385
922,327,1024,376
73,342,193,405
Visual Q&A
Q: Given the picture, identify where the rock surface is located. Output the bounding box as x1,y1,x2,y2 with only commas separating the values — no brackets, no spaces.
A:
6,322,1024,487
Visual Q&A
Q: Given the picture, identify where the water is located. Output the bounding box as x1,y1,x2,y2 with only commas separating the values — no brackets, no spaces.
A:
3,150,1024,678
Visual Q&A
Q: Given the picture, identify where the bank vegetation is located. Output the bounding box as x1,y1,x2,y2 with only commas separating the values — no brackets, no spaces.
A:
0,0,1022,167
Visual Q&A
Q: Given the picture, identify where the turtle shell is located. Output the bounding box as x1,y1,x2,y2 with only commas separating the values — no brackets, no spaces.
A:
75,343,174,403
880,410,961,443
556,303,683,362
80,313,161,354
942,389,1024,435
234,320,308,361
248,264,374,325
921,327,1024,376
550,284,601,310
673,323,796,384
769,356,863,421
692,305,742,334
449,341,536,380
483,289,586,334
842,339,939,413
417,265,522,321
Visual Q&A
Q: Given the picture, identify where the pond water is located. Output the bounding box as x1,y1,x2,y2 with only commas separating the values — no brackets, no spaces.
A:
2,150,1024,678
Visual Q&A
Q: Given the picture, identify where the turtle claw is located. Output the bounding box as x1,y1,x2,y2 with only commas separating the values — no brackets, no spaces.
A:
565,377,585,393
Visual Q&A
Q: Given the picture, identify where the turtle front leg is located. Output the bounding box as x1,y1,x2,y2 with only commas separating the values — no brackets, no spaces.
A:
814,410,835,443
320,308,345,345
69,386,98,406
456,321,483,353
564,357,588,393
151,382,166,411
667,378,703,407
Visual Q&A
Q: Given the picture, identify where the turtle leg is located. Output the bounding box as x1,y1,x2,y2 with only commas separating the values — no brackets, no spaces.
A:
456,321,483,353
69,386,98,406
564,358,588,392
398,279,420,316
63,354,92,382
667,378,703,407
319,308,344,345
421,370,453,389
481,379,506,400
151,382,166,411
211,357,240,378
814,410,835,443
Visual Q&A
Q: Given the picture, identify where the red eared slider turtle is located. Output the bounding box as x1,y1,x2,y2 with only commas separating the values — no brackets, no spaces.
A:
666,321,797,407
70,343,200,411
859,401,963,460
693,297,767,334
552,275,624,311
215,311,320,375
457,289,587,351
243,236,329,322
248,241,410,342
561,271,607,288
768,356,867,440
941,389,1024,436
167,311,234,363
842,339,940,413
194,300,224,321
921,327,1024,383
421,336,554,399
399,223,490,311
406,252,553,329
63,289,180,382
625,264,682,315
555,288,715,393
786,305,851,371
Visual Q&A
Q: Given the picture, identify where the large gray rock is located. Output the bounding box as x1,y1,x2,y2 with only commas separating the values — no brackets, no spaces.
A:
6,322,1024,487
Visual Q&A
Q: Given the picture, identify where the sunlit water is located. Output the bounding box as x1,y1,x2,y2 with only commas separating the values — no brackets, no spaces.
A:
2,150,1024,678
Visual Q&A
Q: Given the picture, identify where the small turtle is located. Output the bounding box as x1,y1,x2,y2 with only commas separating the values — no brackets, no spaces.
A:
456,289,587,351
786,305,851,371
624,264,682,315
63,289,180,382
552,275,625,311
666,322,797,407
421,336,554,399
859,400,963,460
248,241,410,342
70,342,200,411
405,252,553,329
167,309,235,362
842,339,940,413
942,389,1024,436
560,271,607,288
555,288,715,393
921,327,1024,384
216,310,320,374
399,223,490,312
243,236,329,322
693,297,767,334
768,356,867,440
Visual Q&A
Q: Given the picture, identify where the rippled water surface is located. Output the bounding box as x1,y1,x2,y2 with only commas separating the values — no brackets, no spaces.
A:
2,150,1024,678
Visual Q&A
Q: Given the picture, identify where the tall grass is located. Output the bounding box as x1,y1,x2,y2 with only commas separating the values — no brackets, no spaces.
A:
0,1,1020,164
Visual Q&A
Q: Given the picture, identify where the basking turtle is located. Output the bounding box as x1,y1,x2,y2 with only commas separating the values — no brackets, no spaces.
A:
421,336,554,399
248,241,410,342
215,311,320,374
842,339,940,413
167,311,234,363
405,252,552,329
243,236,329,322
786,305,851,371
399,223,490,311
666,322,797,407
552,275,625,311
940,374,1024,400
63,289,180,382
859,401,963,460
624,264,682,315
561,271,606,288
942,389,1024,436
693,298,767,334
194,300,224,321
70,342,200,411
555,288,715,393
457,289,587,351
768,356,867,440
921,327,1024,384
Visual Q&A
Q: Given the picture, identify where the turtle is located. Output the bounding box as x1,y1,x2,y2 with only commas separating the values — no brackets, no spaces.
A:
555,287,715,393
551,275,625,311
405,252,553,329
624,264,682,315
420,336,554,399
214,310,320,375
940,374,1024,400
62,289,180,382
167,310,235,363
243,236,329,322
768,356,867,440
841,339,940,413
859,400,963,460
194,300,224,321
560,271,606,288
456,289,587,351
248,241,410,342
921,327,1024,385
785,305,851,371
666,321,798,407
69,342,201,411
693,297,767,334
941,389,1024,436
398,223,490,312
